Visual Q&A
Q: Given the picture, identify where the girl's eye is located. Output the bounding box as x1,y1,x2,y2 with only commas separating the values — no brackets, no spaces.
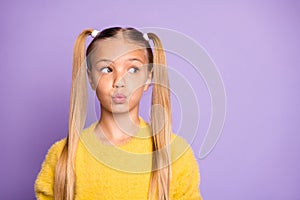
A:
100,67,113,73
128,67,139,74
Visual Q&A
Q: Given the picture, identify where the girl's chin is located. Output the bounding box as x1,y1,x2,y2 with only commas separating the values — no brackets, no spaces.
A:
110,104,130,113
100,101,139,114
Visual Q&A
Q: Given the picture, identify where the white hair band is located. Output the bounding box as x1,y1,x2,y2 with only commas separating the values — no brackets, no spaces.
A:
143,33,150,41
91,30,100,38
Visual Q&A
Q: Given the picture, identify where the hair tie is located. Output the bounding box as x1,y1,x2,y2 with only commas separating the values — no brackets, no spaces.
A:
91,30,100,38
143,33,150,41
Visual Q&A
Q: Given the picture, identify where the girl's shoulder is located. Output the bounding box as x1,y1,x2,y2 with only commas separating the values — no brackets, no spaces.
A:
35,138,67,198
43,138,67,163
170,133,196,160
170,133,199,172
50,137,67,152
169,133,201,199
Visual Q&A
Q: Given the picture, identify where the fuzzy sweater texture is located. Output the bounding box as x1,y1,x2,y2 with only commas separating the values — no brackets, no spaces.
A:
35,118,202,200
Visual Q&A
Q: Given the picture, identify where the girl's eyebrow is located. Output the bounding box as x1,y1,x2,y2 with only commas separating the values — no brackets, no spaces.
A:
94,58,145,65
95,58,113,64
126,58,145,63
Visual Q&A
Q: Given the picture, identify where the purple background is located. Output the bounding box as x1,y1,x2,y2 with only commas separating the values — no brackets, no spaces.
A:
1,0,300,199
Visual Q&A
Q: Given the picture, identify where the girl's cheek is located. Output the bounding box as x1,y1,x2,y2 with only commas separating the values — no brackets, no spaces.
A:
91,72,101,86
127,81,143,94
126,74,147,89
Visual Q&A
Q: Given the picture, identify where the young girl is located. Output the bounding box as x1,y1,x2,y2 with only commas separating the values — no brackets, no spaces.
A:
35,27,202,200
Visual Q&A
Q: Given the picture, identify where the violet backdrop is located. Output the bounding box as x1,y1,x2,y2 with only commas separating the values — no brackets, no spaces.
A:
0,0,299,199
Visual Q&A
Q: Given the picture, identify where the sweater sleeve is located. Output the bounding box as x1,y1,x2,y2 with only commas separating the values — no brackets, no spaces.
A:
171,136,203,200
34,139,66,200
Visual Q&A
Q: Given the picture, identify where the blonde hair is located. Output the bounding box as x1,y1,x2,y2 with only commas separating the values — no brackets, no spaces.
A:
54,28,172,200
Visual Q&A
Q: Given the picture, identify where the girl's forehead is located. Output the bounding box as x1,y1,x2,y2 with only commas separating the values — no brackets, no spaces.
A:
89,38,147,63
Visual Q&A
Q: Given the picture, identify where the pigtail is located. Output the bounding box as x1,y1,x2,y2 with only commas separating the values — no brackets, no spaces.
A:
147,33,172,200
54,29,93,200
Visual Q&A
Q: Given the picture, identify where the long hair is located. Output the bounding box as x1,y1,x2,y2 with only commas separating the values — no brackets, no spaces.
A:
54,27,172,200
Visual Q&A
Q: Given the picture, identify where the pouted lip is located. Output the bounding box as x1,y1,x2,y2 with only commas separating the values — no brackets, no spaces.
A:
112,93,127,104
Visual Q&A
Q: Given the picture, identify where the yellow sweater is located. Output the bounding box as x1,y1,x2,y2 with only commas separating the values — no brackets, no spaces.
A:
35,119,202,200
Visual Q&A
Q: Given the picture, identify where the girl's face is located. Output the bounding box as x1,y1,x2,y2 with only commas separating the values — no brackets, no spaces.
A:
87,38,152,114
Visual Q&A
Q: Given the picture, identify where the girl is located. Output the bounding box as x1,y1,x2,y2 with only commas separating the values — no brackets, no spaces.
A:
35,27,202,200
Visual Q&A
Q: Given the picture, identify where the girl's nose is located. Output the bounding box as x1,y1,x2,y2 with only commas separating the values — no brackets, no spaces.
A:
113,73,126,88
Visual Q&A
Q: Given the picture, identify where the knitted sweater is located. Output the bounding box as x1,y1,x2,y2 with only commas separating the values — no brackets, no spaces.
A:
35,118,202,200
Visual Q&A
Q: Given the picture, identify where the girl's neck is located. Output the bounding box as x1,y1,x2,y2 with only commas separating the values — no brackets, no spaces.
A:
96,108,140,145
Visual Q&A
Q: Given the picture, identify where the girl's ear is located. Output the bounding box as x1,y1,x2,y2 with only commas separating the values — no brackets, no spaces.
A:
143,70,153,91
87,68,96,90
